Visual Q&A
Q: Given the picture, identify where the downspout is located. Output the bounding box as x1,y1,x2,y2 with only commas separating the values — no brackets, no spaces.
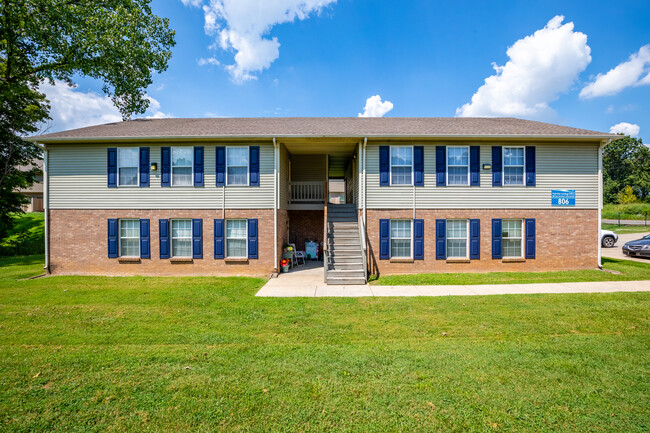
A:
363,137,367,228
34,141,49,273
273,137,278,273
597,139,608,269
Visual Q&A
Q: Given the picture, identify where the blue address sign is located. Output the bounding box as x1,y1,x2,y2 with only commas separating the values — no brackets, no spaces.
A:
551,189,575,206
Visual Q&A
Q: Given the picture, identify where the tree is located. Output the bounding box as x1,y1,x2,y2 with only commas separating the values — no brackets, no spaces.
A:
603,135,650,204
617,185,637,204
0,0,175,238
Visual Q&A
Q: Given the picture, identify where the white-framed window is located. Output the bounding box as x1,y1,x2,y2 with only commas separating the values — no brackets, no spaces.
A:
390,219,412,258
226,219,247,258
447,219,468,258
390,146,413,185
227,147,249,186
171,147,193,186
171,219,192,257
447,146,469,185
503,147,525,186
117,148,139,186
119,219,140,257
502,219,524,258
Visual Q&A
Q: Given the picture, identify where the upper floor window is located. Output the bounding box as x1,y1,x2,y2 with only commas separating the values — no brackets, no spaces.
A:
227,147,249,185
172,147,193,186
226,219,247,257
390,219,412,258
502,219,523,257
503,147,524,185
118,148,139,186
171,219,192,257
447,147,469,185
447,219,468,258
390,146,413,185
119,219,140,257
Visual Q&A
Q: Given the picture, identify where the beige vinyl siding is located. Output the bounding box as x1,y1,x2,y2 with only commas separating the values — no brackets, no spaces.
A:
279,143,290,209
366,142,599,209
48,143,275,209
290,154,326,182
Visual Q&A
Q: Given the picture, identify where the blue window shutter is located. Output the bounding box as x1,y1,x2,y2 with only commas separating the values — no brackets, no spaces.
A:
436,146,446,186
526,146,536,186
159,219,169,259
108,219,118,258
248,219,258,259
214,219,224,259
525,218,536,259
161,147,171,187
192,218,203,259
413,219,424,260
379,146,389,186
414,146,424,186
249,146,260,187
139,147,150,187
436,219,446,260
492,146,502,187
492,218,502,259
139,219,150,259
470,146,480,186
469,218,480,259
107,148,117,187
194,146,204,187
379,219,390,259
216,147,226,187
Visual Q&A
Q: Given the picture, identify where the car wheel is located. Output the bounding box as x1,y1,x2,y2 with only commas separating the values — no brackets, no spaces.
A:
602,236,615,248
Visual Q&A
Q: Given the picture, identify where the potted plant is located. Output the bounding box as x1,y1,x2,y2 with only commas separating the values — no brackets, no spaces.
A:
280,259,290,273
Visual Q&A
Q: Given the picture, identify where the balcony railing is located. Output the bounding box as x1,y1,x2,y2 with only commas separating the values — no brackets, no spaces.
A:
290,181,325,203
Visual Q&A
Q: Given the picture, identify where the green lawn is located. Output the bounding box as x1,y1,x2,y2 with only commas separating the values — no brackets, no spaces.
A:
602,223,650,234
602,203,650,220
372,257,650,286
1,256,649,432
0,212,45,256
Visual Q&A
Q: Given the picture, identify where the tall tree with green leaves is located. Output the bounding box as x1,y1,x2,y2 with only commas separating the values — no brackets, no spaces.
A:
603,135,650,204
0,0,175,238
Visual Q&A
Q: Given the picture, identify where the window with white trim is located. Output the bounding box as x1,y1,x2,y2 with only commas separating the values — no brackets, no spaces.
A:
119,219,140,257
503,147,525,185
171,219,192,257
447,219,468,258
171,147,193,186
447,146,469,185
390,146,413,185
226,219,247,258
390,219,412,258
502,219,523,257
117,148,139,186
227,147,249,185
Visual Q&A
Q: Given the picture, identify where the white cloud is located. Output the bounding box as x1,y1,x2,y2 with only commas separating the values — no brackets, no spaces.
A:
184,0,336,82
609,122,640,137
197,57,220,66
456,16,591,118
580,45,650,99
358,95,393,118
39,80,171,132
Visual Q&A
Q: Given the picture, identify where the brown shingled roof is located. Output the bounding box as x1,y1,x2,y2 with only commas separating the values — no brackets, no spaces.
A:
28,117,616,142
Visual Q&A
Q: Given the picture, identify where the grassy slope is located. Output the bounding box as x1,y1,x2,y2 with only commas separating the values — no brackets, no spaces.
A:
602,203,650,220
1,257,649,432
602,223,650,234
0,212,45,256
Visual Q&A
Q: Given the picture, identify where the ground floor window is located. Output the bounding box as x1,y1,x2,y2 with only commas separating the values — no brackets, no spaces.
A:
119,219,140,257
390,219,412,258
447,219,468,258
226,219,247,258
171,219,192,257
502,219,523,257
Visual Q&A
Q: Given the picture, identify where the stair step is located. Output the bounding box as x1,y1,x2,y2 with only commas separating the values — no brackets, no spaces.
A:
328,232,358,237
327,269,365,277
326,278,366,285
328,263,364,270
329,246,361,252
328,217,358,221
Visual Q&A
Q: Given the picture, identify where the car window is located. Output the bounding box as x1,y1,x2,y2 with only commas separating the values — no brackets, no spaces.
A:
644,235,650,240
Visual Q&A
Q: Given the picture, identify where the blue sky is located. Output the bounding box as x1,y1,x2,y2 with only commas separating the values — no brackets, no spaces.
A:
43,0,650,140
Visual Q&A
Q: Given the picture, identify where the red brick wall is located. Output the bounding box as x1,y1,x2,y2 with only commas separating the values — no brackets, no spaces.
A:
365,209,599,276
287,210,324,251
49,209,276,276
277,209,288,270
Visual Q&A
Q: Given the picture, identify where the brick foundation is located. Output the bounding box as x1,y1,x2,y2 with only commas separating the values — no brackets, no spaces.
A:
366,209,599,276
287,210,324,251
49,209,278,276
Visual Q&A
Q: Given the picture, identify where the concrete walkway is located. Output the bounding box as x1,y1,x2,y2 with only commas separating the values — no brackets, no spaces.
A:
256,261,650,297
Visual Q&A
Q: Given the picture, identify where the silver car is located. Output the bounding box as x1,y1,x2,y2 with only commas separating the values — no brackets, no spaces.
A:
601,230,618,248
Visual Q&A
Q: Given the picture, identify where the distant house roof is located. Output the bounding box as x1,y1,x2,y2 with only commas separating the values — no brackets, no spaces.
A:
27,117,617,142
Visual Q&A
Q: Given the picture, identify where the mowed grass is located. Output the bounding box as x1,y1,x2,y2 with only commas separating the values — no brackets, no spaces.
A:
1,256,649,432
602,223,650,234
372,257,650,286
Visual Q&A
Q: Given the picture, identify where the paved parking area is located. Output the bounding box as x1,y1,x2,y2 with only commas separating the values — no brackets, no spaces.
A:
602,232,650,264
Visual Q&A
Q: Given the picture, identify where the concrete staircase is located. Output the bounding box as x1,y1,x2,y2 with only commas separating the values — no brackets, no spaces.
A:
325,204,366,285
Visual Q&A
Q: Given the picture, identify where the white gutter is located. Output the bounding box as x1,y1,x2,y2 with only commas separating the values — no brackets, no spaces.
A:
273,137,278,273
33,141,49,273
597,139,609,269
